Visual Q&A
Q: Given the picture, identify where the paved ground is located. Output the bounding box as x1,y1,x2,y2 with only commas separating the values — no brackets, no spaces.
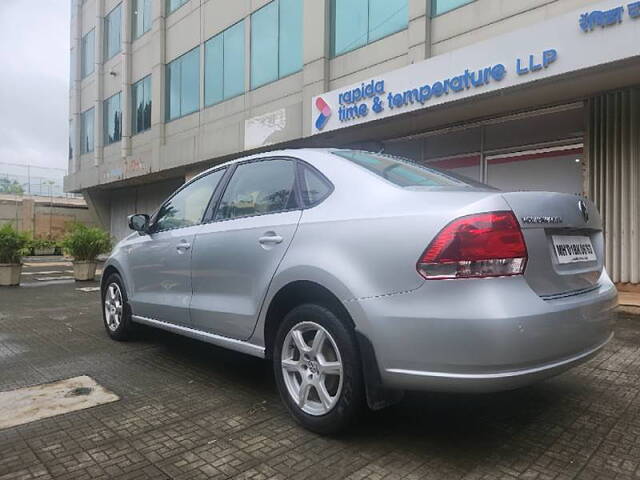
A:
2,258,640,479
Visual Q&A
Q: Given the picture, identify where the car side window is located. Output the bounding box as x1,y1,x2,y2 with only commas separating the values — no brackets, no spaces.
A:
215,159,297,221
153,168,226,232
301,165,332,206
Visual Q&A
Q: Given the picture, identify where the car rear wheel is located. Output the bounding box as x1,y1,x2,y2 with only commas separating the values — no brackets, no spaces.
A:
273,304,364,434
102,273,134,341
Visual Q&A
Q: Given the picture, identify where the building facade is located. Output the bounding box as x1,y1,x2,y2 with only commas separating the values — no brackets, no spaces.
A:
66,0,640,284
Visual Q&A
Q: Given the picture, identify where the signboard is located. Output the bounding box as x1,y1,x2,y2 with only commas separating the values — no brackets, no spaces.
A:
311,0,640,135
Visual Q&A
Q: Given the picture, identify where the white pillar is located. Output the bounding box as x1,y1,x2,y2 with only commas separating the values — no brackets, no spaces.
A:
94,0,105,167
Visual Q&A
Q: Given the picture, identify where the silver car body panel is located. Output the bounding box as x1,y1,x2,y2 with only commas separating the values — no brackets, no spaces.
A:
103,148,616,393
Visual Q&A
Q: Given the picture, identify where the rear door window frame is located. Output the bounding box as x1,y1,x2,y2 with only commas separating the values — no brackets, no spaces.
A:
203,156,303,224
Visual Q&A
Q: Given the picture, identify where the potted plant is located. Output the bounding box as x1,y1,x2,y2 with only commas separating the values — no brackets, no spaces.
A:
0,224,29,286
30,236,57,256
61,224,112,281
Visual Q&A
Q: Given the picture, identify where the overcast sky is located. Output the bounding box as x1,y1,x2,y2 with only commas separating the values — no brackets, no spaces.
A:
0,0,70,172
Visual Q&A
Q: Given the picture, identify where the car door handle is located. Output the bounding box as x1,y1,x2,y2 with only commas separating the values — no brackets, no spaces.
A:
258,235,283,245
176,242,191,252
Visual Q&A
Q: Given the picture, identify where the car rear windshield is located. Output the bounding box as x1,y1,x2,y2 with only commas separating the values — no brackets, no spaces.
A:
332,150,477,188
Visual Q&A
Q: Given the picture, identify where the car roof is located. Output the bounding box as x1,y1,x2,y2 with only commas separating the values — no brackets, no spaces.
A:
188,148,338,184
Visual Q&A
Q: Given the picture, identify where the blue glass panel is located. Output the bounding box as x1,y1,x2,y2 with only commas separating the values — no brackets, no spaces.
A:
223,21,245,99
167,0,188,14
251,1,278,89
133,0,152,39
166,59,181,120
104,92,122,144
81,29,95,78
143,76,152,130
278,0,302,77
204,34,223,106
180,47,200,116
433,0,474,16
331,0,367,56
105,4,122,59
132,75,151,134
368,0,407,42
81,108,94,154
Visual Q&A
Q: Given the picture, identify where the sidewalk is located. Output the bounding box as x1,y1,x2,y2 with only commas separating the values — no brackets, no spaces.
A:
618,284,640,314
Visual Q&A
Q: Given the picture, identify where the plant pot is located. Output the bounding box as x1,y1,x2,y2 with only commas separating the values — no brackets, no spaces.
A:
34,247,56,256
0,263,22,286
72,261,97,281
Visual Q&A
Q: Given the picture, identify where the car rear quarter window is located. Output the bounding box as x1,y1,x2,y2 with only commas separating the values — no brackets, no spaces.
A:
215,159,298,220
301,166,332,206
332,149,474,188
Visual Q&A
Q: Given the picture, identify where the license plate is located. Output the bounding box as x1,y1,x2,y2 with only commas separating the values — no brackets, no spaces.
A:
552,235,597,264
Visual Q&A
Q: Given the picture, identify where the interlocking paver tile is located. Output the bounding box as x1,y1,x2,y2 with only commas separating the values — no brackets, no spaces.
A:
2,279,640,479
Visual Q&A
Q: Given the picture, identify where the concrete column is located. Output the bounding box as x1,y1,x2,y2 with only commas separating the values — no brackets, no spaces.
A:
83,189,112,231
71,0,83,174
151,0,166,168
20,199,35,236
94,0,106,167
301,0,330,138
408,0,431,63
121,0,133,158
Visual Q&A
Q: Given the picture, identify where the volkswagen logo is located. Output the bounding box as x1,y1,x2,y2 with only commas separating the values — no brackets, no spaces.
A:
578,200,589,223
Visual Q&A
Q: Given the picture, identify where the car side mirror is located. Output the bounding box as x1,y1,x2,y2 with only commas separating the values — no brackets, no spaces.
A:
128,214,150,234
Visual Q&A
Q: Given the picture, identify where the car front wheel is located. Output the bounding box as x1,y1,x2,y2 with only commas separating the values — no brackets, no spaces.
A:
102,273,134,341
273,304,364,434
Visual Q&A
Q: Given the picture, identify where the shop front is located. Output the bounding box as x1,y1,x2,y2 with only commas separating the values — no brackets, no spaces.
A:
309,0,640,283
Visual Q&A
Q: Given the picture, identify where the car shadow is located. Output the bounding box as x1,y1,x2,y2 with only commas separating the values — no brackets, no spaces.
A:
135,323,575,448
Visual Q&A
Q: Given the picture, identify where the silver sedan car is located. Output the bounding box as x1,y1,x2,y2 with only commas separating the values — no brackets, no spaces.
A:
101,149,616,433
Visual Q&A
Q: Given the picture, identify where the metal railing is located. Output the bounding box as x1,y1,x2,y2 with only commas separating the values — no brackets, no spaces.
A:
0,162,82,199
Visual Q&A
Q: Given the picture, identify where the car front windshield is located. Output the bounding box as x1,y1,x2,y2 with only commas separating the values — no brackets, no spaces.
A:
332,149,480,188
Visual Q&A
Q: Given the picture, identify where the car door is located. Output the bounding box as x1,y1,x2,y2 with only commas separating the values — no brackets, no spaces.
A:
125,168,226,327
189,158,302,340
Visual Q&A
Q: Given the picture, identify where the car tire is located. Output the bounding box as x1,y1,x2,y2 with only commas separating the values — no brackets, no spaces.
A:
101,273,134,341
273,303,364,434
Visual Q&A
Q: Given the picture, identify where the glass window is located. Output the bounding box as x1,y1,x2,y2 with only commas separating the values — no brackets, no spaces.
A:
301,167,332,206
331,0,367,57
250,0,303,89
166,47,200,121
167,0,188,15
432,0,474,16
104,92,122,145
205,21,245,106
331,0,407,56
132,0,152,39
132,75,152,134
216,160,297,220
81,29,95,78
332,150,477,188
369,0,408,42
104,4,122,60
278,0,303,78
154,169,226,231
251,2,278,89
80,108,95,154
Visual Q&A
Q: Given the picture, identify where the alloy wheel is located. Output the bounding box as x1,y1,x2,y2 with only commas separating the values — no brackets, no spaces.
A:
281,321,343,416
104,283,123,332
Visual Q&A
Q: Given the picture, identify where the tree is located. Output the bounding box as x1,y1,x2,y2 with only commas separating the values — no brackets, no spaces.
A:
0,178,25,194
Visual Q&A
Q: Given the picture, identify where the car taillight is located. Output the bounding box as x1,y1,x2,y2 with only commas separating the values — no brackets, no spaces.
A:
417,211,527,280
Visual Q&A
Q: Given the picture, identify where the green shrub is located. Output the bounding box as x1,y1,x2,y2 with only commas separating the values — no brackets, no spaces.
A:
29,236,56,251
61,224,112,261
0,224,29,264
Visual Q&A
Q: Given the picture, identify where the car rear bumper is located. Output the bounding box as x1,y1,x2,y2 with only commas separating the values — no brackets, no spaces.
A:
348,271,617,393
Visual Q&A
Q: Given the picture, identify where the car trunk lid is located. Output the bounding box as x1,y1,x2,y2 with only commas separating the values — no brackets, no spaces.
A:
501,192,603,297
